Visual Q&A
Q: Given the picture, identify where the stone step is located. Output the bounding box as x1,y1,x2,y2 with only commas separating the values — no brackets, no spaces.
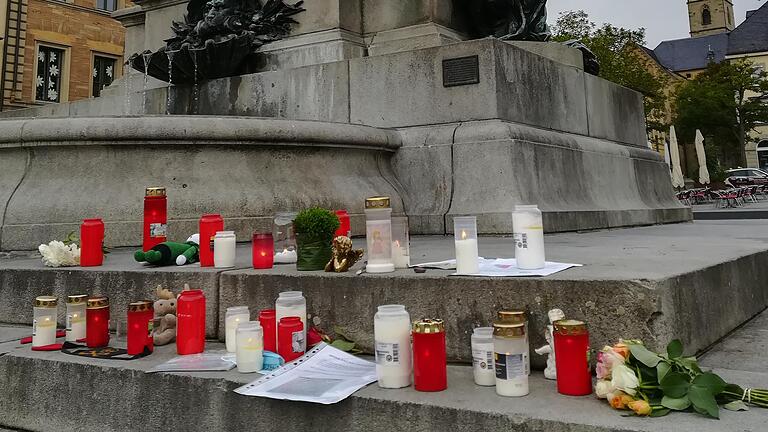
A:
0,326,766,432
1,221,767,368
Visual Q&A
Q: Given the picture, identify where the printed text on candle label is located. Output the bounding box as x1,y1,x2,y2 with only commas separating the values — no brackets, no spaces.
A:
150,223,167,238
472,347,495,370
375,342,401,365
292,331,305,353
495,353,527,380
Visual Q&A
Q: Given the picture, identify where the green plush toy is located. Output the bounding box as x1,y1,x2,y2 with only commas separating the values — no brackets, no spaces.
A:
135,235,200,266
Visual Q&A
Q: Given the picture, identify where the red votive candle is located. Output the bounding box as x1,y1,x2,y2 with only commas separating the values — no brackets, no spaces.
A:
143,187,167,252
278,316,304,362
80,218,104,267
127,301,154,355
86,296,110,348
199,214,224,267
252,233,274,269
553,319,592,396
259,309,277,353
412,319,447,392
176,289,206,355
335,210,351,238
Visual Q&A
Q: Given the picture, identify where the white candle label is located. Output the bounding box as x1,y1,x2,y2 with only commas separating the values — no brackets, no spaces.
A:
495,353,527,380
513,233,528,250
472,347,494,371
291,331,305,353
32,319,37,336
375,342,401,365
149,223,167,238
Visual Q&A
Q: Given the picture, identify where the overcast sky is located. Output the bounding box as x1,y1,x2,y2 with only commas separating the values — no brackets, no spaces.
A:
547,0,768,48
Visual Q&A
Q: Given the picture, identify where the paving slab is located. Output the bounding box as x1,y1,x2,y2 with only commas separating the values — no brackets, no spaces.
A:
0,325,766,432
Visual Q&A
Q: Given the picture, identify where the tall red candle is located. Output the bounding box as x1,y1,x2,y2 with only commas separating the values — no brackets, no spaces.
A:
335,210,351,238
412,319,447,392
199,214,223,267
553,319,592,396
176,289,206,355
259,309,277,353
86,296,110,348
80,218,104,267
278,316,304,362
252,233,274,269
143,187,167,252
127,301,154,355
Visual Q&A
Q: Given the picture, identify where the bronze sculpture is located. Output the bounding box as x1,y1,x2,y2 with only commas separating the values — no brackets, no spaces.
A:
464,0,551,42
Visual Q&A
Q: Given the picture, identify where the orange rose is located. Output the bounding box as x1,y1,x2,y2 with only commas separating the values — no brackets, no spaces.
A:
613,343,630,360
609,391,635,410
628,400,652,416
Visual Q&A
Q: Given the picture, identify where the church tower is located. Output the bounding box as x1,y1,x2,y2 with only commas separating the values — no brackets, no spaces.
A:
688,0,735,37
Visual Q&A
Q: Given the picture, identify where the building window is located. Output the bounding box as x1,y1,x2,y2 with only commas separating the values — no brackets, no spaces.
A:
686,73,692,78
96,0,117,12
35,45,65,103
93,55,116,97
702,6,712,26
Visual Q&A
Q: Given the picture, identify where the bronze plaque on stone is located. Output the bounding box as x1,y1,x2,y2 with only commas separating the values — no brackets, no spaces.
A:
442,56,480,87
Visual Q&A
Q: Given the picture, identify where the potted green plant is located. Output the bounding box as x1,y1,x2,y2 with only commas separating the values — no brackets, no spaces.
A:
293,207,340,271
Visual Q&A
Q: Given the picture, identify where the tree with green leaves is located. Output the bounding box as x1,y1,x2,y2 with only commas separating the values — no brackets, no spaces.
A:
551,11,670,133
674,59,768,168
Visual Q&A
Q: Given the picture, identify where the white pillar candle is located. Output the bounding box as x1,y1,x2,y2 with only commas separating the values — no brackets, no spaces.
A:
391,241,410,269
454,217,480,275
494,323,530,397
275,291,307,351
33,296,58,347
374,305,412,389
225,306,251,353
512,205,546,270
236,321,264,373
66,295,87,342
214,231,236,268
471,327,496,386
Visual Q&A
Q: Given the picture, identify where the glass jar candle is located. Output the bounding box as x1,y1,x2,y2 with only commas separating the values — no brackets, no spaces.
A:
335,210,351,238
33,296,58,347
278,317,304,362
412,319,447,392
390,216,410,269
275,291,307,351
213,231,236,268
471,327,495,386
273,212,298,264
454,216,479,275
225,306,250,353
258,309,277,353
199,214,224,267
86,296,110,348
512,205,545,270
365,196,395,274
498,310,530,375
252,233,274,269
553,319,592,396
143,187,167,252
65,294,87,342
176,289,206,355
127,301,154,355
374,305,412,389
236,321,264,373
493,322,529,397
80,218,104,267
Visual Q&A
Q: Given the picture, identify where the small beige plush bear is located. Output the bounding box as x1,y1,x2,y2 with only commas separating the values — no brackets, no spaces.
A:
153,285,178,346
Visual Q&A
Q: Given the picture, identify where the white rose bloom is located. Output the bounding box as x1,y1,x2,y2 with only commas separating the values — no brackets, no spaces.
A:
595,380,616,399
611,364,639,396
39,240,81,267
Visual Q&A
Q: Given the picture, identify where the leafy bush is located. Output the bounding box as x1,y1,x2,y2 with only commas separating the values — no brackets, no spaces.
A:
293,207,340,242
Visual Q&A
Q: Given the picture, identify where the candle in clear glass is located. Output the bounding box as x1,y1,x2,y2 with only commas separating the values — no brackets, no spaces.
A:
273,212,298,264
553,320,592,396
143,187,167,252
493,322,529,397
127,301,154,355
471,327,496,386
275,291,307,351
213,231,236,268
390,216,410,269
86,296,110,348
33,296,58,347
225,306,251,353
412,319,447,392
236,321,264,373
454,216,479,275
365,196,395,274
374,305,412,389
512,205,546,270
65,294,87,342
252,233,274,269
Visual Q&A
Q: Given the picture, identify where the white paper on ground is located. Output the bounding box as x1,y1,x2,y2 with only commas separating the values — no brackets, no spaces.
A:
413,258,582,277
146,351,236,373
234,343,377,404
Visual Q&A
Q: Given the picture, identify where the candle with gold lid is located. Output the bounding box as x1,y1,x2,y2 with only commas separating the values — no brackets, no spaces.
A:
86,296,110,348
496,310,529,375
33,296,58,347
493,322,529,397
553,319,591,396
66,294,87,342
365,196,395,274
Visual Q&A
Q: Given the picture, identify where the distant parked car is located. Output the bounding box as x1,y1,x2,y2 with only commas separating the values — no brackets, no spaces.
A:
725,168,768,186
